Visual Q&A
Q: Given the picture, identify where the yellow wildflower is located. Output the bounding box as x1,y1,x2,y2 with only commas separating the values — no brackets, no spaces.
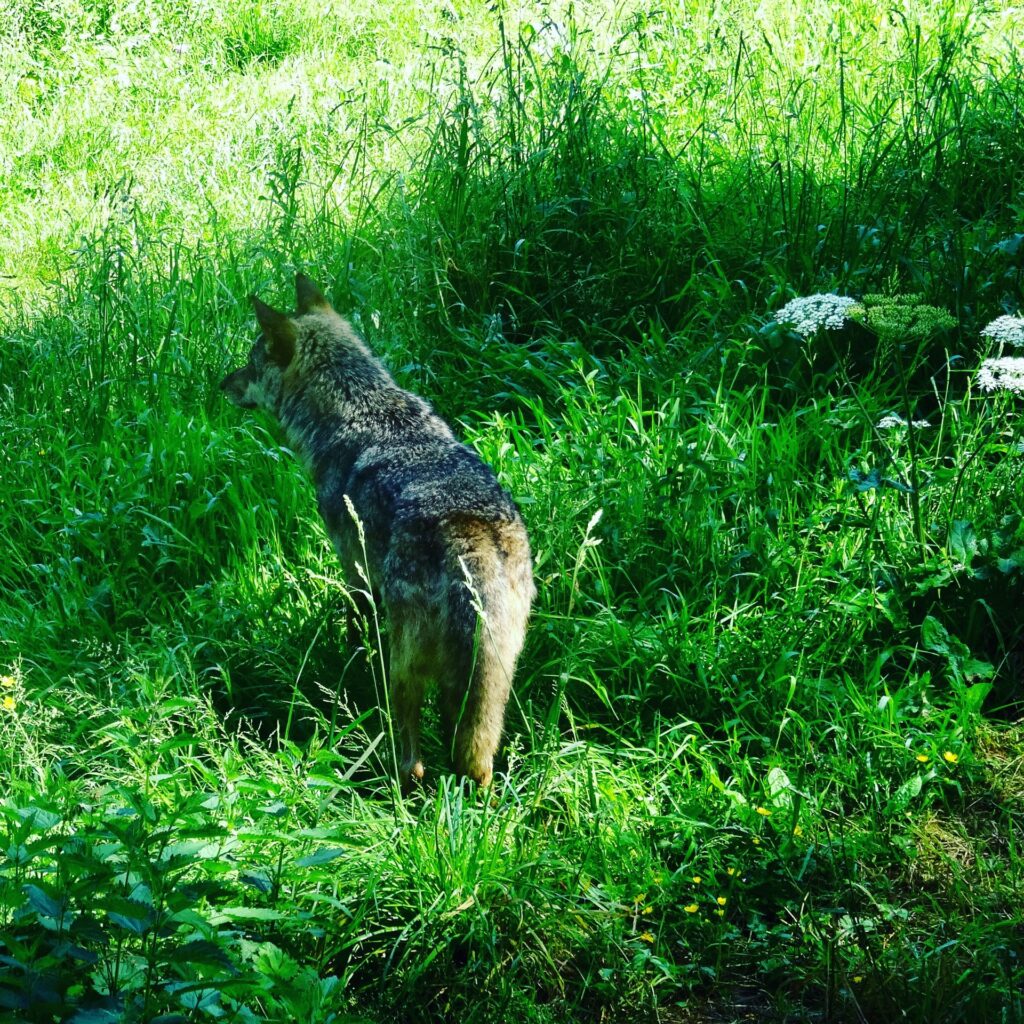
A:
756,806,771,817
684,903,699,914
0,676,15,689
2,695,15,712
726,867,736,876
638,932,655,943
714,908,725,917
916,754,930,763
751,837,761,846
642,905,653,915
943,751,959,764
853,975,863,984
793,825,804,837
692,875,702,884
716,896,727,906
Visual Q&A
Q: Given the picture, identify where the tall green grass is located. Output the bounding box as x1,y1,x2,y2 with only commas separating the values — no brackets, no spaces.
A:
1,1,1022,1021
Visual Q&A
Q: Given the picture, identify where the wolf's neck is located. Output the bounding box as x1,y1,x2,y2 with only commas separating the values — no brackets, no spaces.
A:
279,380,424,475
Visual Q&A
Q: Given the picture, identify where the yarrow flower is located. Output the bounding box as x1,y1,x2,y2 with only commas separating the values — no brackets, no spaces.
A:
876,414,931,430
976,357,1024,395
980,315,1024,348
775,293,860,335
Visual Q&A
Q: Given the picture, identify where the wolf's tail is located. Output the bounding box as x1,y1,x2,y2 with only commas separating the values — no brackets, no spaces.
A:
443,518,534,787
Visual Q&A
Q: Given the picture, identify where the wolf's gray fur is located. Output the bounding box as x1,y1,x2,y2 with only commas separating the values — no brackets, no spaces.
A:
220,274,534,787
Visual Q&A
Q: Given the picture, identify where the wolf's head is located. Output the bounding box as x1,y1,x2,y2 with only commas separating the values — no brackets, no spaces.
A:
219,273,333,415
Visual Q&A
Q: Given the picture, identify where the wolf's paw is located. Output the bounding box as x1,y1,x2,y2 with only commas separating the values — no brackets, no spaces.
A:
468,764,492,789
400,760,425,793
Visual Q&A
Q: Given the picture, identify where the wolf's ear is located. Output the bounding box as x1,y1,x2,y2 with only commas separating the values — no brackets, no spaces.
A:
251,296,296,367
295,273,331,315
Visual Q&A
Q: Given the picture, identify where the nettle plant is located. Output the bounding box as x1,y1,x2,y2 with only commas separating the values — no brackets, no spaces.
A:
0,788,350,1023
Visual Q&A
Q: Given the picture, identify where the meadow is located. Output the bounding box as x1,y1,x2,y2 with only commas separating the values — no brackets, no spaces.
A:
1,0,1023,1020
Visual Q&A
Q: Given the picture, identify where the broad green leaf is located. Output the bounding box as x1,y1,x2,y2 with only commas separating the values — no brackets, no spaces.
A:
109,912,149,935
68,1011,121,1024
764,767,793,811
240,870,274,894
295,847,346,868
848,466,882,492
881,476,913,494
22,884,62,920
15,807,61,831
949,520,978,564
53,941,97,964
997,552,1023,574
159,840,227,863
163,940,236,971
962,682,993,715
886,774,924,816
921,616,951,655
255,942,301,982
963,659,994,682
213,907,291,922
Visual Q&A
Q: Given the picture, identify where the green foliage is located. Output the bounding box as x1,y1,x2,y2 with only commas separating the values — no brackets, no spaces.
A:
0,790,353,1022
859,293,958,340
1,1,1023,1021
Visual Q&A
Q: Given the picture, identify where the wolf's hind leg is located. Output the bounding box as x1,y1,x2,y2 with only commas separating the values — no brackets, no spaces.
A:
388,617,430,786
439,632,514,790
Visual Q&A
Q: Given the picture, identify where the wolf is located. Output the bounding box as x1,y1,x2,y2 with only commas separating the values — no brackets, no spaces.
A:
220,274,534,788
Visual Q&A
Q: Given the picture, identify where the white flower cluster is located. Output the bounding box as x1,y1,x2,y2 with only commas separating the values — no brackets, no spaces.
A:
876,414,931,430
775,293,859,335
976,357,1024,395
980,315,1024,348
